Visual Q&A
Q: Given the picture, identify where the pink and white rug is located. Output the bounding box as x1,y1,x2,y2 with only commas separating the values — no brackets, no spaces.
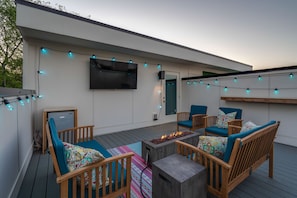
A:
108,144,152,198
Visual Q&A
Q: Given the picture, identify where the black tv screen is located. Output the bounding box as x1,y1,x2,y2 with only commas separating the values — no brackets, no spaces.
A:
90,58,137,89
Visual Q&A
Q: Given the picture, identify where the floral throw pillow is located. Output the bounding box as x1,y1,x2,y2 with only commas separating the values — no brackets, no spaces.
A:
197,136,228,159
216,110,237,128
240,121,258,132
63,142,105,171
63,142,108,189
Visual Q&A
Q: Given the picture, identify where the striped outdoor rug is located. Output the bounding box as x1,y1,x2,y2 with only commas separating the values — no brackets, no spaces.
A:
107,144,152,198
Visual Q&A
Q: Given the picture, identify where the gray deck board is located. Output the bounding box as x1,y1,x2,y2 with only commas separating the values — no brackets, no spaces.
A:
17,154,39,198
17,122,297,198
46,157,59,198
31,154,48,198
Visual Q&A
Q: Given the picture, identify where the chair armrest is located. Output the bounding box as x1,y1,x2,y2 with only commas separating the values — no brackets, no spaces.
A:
177,112,190,122
57,152,134,198
192,114,207,128
58,125,94,144
203,115,217,127
228,119,242,127
175,140,231,192
228,125,242,135
227,119,243,135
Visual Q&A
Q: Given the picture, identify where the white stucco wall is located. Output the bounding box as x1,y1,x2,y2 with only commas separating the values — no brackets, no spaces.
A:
183,71,297,147
23,40,220,136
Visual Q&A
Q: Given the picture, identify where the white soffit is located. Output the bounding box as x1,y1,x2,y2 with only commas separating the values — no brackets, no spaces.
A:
16,2,252,71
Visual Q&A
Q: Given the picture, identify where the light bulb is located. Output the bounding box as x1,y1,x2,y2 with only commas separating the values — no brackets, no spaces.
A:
26,96,30,103
274,88,279,95
17,97,25,106
3,99,13,111
246,88,251,94
67,51,73,58
258,75,263,81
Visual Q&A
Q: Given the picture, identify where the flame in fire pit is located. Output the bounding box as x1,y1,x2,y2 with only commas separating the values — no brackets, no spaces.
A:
151,131,193,144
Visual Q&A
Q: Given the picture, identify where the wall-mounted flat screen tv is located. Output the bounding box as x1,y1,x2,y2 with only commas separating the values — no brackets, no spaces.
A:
90,58,137,89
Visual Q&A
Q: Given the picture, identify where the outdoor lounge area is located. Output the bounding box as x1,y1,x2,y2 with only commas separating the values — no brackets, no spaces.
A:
2,1,297,198
17,122,297,198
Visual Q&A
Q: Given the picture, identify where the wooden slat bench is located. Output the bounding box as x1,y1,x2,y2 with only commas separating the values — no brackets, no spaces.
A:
176,120,280,198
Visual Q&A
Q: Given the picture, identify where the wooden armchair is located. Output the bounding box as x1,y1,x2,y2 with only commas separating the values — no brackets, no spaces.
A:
204,107,243,136
46,118,134,198
177,105,207,131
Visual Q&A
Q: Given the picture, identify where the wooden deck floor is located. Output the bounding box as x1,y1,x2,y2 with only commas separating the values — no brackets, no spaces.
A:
17,122,297,198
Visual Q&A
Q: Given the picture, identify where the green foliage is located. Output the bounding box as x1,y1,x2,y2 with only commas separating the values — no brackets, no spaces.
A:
0,0,23,88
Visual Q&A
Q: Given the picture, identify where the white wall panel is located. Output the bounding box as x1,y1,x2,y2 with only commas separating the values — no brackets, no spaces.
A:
184,71,297,147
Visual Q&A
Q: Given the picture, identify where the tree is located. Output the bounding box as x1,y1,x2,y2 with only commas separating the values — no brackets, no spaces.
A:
0,0,23,88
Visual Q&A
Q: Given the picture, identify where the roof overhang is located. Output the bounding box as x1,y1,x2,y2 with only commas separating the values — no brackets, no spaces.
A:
16,0,252,72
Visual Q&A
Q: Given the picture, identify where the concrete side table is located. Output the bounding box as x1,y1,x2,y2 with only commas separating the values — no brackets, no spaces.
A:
152,154,207,198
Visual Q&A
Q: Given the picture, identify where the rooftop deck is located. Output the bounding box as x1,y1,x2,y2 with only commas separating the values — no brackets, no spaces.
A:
17,122,297,198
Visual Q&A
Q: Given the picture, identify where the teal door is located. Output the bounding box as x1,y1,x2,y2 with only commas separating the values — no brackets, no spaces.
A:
165,79,177,115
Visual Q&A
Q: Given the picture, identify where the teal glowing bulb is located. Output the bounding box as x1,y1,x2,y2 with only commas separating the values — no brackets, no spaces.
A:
40,47,48,54
246,88,250,94
67,51,73,58
274,88,279,95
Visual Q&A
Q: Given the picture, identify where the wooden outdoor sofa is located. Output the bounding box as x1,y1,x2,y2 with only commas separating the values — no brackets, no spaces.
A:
175,120,280,198
46,118,134,198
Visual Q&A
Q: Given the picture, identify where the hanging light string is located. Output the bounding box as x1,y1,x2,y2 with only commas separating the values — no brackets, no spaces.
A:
158,64,163,118
37,46,164,100
186,72,296,92
1,95,37,111
35,47,297,99
39,46,162,69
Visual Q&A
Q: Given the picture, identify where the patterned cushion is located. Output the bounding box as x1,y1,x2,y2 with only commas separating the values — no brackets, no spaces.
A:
197,136,228,159
63,142,108,189
216,110,237,128
64,142,105,171
240,121,258,132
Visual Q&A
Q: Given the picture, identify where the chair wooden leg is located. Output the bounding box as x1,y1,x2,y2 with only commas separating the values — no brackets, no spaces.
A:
269,145,274,178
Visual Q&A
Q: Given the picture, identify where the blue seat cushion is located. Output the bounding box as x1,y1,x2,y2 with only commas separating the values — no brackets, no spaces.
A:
223,120,276,162
177,120,193,128
48,118,69,174
189,105,207,120
205,126,228,137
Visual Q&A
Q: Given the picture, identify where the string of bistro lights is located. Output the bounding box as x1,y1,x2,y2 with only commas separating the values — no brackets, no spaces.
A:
1,95,38,111
39,47,164,111
39,47,163,70
1,47,164,111
185,72,295,95
3,47,295,111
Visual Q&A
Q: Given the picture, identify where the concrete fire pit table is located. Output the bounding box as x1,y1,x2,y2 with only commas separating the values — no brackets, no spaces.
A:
141,131,200,165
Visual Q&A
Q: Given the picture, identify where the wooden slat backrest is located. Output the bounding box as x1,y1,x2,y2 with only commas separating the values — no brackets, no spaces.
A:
58,125,94,144
56,152,133,198
228,122,279,184
176,121,280,198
